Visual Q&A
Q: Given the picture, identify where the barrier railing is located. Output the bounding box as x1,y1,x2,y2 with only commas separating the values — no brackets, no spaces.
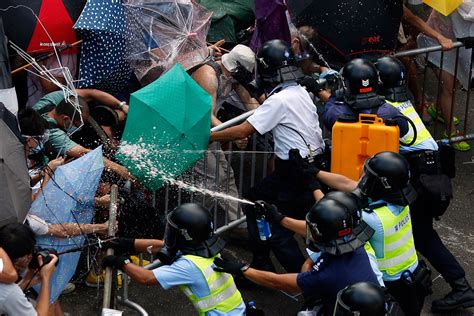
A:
107,42,473,315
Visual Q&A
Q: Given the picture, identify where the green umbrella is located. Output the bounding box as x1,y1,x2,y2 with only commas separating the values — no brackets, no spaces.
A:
198,0,254,43
117,64,211,190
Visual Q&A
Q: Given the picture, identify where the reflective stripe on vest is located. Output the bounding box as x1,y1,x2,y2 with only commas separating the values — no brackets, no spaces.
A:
374,205,418,276
387,100,433,146
180,254,243,315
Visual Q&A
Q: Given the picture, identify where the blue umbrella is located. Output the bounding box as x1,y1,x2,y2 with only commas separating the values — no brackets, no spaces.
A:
28,147,104,302
73,0,131,93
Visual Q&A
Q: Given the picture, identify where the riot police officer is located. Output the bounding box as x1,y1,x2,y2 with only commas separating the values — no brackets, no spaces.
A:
376,56,474,313
213,196,378,315
321,58,409,137
210,39,325,273
102,203,245,315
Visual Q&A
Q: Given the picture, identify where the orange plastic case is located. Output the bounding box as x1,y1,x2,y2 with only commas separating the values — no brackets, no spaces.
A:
330,114,400,180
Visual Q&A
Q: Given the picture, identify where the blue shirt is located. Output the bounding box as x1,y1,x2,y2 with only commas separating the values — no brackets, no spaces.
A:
362,201,418,281
297,247,379,314
153,256,246,316
322,97,409,136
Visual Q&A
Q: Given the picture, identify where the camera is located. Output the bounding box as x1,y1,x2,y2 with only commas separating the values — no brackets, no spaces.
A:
28,247,59,270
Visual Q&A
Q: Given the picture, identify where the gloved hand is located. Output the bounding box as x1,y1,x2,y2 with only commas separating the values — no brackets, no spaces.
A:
102,255,129,270
231,62,253,86
298,75,328,95
102,238,135,254
213,256,250,276
254,200,285,225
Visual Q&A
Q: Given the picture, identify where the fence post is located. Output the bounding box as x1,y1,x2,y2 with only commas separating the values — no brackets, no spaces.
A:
103,184,118,310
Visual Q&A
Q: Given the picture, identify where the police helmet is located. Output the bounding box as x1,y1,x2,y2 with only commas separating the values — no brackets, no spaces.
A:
257,39,304,84
375,56,412,102
358,152,417,206
305,197,368,255
156,203,225,264
342,59,379,96
334,282,387,316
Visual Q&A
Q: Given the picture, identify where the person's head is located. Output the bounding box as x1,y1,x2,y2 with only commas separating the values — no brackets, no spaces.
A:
55,95,89,133
0,223,36,272
334,282,387,316
291,26,319,74
220,44,256,96
156,203,225,264
341,59,379,97
375,56,412,102
305,194,371,256
17,108,48,156
358,151,417,206
257,39,304,86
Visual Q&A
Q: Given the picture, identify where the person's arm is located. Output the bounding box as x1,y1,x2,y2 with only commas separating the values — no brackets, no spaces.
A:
234,84,261,110
46,222,109,237
77,89,128,114
123,263,159,285
316,170,358,192
301,257,315,273
402,5,454,50
66,145,135,180
0,248,17,283
133,239,164,254
191,67,222,127
280,217,307,237
210,121,256,142
36,255,58,316
243,269,301,293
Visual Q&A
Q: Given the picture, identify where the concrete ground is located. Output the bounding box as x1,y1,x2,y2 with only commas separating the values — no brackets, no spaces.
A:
61,74,474,315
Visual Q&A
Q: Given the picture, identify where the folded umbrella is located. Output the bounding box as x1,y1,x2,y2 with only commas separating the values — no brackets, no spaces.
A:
0,17,18,114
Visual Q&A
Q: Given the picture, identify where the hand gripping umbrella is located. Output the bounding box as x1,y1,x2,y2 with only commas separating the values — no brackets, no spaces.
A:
28,147,104,302
0,103,31,227
117,64,211,191
123,0,212,83
73,0,131,92
0,0,86,54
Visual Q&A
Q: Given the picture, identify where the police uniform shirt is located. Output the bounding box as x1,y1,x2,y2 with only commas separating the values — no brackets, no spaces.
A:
322,96,409,136
296,247,379,313
153,256,246,316
247,83,324,160
363,201,418,281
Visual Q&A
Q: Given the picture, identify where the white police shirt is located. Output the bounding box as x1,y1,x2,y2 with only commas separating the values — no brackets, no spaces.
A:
247,82,324,160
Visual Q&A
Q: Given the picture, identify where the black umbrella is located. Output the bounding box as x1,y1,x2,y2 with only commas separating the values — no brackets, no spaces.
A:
0,17,17,114
287,0,404,63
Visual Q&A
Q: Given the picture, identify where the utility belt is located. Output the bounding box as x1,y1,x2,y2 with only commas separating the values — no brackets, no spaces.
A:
403,148,453,218
398,260,433,297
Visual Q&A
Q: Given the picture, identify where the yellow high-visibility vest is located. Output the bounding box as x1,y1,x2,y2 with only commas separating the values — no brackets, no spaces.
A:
373,205,418,276
180,254,243,315
387,100,433,146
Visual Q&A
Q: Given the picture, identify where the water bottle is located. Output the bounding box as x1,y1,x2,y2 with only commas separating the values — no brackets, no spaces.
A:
256,214,272,241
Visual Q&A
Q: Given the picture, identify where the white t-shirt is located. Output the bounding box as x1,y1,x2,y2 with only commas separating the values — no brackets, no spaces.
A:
0,283,36,315
25,214,49,236
247,83,324,160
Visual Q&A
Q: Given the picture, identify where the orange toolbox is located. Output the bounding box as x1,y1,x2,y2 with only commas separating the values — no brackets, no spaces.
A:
331,114,400,180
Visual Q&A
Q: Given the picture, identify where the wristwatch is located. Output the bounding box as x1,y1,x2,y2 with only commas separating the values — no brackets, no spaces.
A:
240,263,250,274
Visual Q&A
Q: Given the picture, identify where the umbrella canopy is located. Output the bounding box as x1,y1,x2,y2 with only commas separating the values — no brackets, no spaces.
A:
124,0,212,83
117,64,211,190
0,0,86,54
197,0,254,43
0,103,31,227
287,0,403,63
29,147,104,302
249,0,291,53
73,0,131,93
0,17,18,114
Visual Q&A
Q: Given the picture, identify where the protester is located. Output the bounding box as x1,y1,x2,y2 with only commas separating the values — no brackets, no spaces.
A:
0,247,17,284
102,203,246,315
375,56,474,313
0,223,58,316
210,39,325,273
213,196,378,315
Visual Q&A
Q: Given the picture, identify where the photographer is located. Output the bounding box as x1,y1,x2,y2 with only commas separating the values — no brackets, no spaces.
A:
0,223,58,316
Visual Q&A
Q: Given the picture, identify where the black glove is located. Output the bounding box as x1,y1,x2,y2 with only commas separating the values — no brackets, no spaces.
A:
102,255,129,270
298,75,328,95
102,238,135,254
213,256,249,276
254,200,285,225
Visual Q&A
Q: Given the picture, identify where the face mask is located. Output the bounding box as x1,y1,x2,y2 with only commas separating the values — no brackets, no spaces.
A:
30,141,44,155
